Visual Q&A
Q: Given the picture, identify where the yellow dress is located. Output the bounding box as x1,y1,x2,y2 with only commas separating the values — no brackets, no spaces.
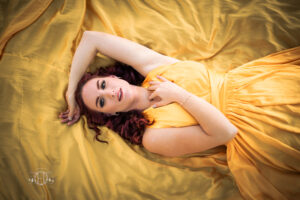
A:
142,47,300,199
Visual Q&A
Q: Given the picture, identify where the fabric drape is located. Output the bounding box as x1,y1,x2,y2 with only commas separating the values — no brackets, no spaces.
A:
1,0,300,199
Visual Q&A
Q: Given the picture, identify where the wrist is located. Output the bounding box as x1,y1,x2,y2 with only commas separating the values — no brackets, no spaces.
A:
67,84,76,95
66,89,75,99
175,90,192,106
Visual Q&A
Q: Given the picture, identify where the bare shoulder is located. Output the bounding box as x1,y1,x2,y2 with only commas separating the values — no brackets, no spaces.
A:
142,125,224,157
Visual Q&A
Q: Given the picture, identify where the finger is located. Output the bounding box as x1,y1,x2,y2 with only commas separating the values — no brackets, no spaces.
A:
155,99,170,108
155,102,165,107
61,118,69,123
73,111,80,119
149,91,158,100
147,85,158,91
156,75,168,82
60,110,69,116
68,108,75,120
59,112,69,118
60,114,70,121
59,113,69,118
68,115,73,121
149,81,160,85
67,115,80,125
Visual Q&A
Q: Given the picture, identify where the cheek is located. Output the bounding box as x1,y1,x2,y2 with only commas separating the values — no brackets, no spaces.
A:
106,101,116,110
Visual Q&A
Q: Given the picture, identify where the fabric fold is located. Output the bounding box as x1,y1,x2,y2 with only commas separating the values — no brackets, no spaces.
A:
0,0,53,57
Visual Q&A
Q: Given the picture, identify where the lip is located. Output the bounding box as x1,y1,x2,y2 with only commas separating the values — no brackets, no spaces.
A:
118,88,123,102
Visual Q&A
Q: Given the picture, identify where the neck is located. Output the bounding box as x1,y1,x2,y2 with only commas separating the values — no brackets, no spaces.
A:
130,85,157,111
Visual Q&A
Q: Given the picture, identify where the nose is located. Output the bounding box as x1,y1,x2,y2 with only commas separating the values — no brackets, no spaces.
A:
99,88,116,99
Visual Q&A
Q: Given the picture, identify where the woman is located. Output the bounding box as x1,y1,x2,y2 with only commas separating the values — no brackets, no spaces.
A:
60,31,300,199
59,31,238,157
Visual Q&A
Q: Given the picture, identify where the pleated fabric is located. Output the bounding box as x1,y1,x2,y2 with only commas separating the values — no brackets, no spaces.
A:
225,47,300,200
142,46,300,199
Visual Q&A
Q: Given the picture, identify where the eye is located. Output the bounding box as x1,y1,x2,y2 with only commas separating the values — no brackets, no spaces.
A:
101,80,106,89
100,98,105,107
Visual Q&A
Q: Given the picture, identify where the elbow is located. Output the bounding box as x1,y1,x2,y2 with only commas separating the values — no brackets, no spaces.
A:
82,30,91,39
231,125,238,136
142,133,156,154
83,30,105,39
81,31,100,54
81,31,94,43
226,125,238,142
83,30,96,37
142,133,175,157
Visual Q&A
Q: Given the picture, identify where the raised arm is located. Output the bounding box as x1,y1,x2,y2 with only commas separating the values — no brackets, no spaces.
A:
84,31,179,76
64,31,179,123
67,31,179,96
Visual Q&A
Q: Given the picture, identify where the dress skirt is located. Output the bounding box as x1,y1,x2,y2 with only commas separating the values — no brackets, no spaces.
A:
223,47,300,200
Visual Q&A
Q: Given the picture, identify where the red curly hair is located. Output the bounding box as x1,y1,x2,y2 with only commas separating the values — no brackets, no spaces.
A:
75,61,154,145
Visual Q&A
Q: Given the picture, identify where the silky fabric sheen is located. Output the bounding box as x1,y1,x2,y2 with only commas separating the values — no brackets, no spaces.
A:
1,0,300,199
142,47,300,199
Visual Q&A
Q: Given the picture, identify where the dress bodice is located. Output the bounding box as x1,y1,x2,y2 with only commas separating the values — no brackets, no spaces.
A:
141,60,227,128
142,47,300,199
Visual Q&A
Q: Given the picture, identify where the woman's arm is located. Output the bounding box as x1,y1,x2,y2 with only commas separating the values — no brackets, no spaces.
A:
64,31,179,120
143,125,231,157
145,76,238,156
83,31,179,76
67,31,179,95
175,90,238,139
142,93,238,156
148,75,237,138
67,31,97,95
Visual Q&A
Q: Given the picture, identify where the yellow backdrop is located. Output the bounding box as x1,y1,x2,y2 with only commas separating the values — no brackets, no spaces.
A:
0,0,300,199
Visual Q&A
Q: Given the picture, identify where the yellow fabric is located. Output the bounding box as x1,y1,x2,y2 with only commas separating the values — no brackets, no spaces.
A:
142,47,300,199
1,0,300,199
142,60,230,128
0,0,53,56
142,61,209,128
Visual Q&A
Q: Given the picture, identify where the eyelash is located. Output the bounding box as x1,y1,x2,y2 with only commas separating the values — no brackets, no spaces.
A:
100,80,106,107
101,80,106,89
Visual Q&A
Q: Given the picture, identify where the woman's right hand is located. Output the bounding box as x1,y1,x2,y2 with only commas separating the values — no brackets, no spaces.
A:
59,91,81,126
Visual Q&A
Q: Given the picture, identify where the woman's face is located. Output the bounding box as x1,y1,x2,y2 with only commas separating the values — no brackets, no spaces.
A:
81,76,135,114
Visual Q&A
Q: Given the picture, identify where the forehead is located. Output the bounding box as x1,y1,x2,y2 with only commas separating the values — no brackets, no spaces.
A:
85,76,107,87
80,77,100,111
82,77,101,94
81,76,116,99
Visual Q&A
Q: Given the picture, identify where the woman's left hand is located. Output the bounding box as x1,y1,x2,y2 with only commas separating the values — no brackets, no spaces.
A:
147,75,187,108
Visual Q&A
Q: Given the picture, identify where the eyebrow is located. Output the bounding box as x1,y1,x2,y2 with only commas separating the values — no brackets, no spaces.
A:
96,80,100,107
97,80,100,89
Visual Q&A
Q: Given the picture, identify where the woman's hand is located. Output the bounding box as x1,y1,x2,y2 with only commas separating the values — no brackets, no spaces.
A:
147,75,188,108
59,91,81,125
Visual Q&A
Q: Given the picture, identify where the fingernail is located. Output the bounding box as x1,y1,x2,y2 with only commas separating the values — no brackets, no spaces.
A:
152,105,156,108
